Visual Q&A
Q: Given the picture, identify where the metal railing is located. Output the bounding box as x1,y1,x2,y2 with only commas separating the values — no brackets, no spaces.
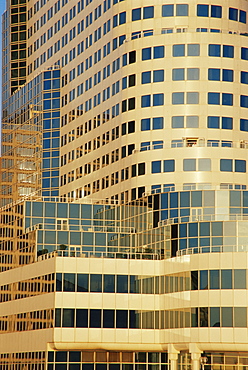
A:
177,245,248,257
37,249,160,262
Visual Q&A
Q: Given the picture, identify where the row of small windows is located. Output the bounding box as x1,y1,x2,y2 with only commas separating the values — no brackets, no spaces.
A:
56,269,247,295
162,4,247,24
137,92,248,108
151,159,247,173
54,307,248,329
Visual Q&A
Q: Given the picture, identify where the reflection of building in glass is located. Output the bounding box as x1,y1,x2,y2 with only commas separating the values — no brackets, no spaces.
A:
2,0,248,369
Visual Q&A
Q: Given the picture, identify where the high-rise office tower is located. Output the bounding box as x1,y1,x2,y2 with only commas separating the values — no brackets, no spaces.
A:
1,0,248,369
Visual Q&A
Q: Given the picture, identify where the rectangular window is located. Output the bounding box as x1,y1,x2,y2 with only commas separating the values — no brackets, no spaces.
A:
208,68,220,81
141,118,150,131
141,95,151,107
132,8,141,21
153,93,164,106
208,92,220,105
172,116,184,128
152,161,161,173
220,159,233,172
241,119,248,132
186,116,199,128
173,44,185,57
142,47,151,60
199,158,211,171
153,117,164,129
222,93,233,106
162,4,174,17
240,10,247,24
187,44,200,56
222,117,233,130
172,68,185,81
235,159,246,173
241,47,248,60
229,7,238,21
208,116,220,129
153,69,164,82
187,68,199,80
164,160,175,172
211,5,222,18
183,159,196,171
222,69,233,82
210,307,220,327
223,45,234,58
186,92,199,104
241,71,248,84
176,4,188,16
172,92,184,104
241,95,248,108
143,6,154,19
222,307,233,327
197,4,209,17
209,44,221,57
154,46,164,58
221,270,232,289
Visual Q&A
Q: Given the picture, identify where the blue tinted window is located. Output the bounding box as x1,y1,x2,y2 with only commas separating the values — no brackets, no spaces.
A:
209,44,220,57
172,116,184,128
141,141,150,151
142,47,151,60
173,44,185,57
222,69,233,82
241,95,248,108
152,161,161,173
173,68,185,81
142,71,151,84
240,10,246,24
183,159,196,171
241,47,248,60
229,7,238,21
153,117,164,129
119,12,126,24
223,45,234,58
141,95,151,107
222,93,233,106
211,5,222,18
222,117,233,130
153,93,164,106
132,8,141,21
176,4,188,16
197,4,209,17
208,116,219,129
220,159,233,172
153,140,163,149
153,70,164,82
208,92,220,105
208,68,220,81
113,14,118,27
172,92,184,104
164,160,175,172
154,46,164,58
235,160,246,173
141,118,150,130
241,71,248,84
143,6,154,19
240,119,248,131
162,4,174,17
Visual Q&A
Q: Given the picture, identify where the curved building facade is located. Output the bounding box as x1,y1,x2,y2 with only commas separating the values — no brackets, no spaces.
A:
25,0,248,201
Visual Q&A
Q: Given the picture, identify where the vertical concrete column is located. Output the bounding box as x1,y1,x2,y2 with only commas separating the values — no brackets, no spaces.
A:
189,344,202,370
168,344,179,370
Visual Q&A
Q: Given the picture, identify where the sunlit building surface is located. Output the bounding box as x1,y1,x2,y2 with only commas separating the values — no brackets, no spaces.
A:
1,0,248,369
